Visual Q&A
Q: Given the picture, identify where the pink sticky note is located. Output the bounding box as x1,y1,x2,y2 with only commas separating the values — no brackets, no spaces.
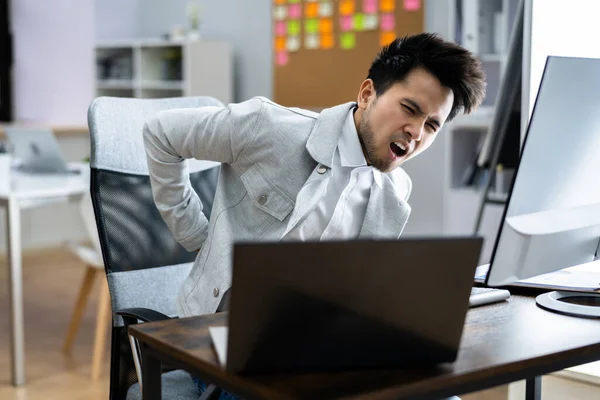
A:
276,51,289,66
403,0,421,11
381,13,395,31
288,3,302,19
340,15,353,32
275,21,286,37
363,0,377,14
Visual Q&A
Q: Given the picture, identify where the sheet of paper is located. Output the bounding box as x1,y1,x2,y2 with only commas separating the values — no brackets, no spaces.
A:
403,0,421,11
319,2,333,17
340,32,356,49
363,0,377,14
209,326,229,367
363,14,379,30
305,34,320,49
380,13,395,31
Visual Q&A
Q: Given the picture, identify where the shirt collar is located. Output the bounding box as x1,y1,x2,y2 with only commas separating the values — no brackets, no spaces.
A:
338,107,382,188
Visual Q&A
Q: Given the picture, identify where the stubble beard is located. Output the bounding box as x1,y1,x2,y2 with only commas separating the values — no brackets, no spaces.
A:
358,115,394,173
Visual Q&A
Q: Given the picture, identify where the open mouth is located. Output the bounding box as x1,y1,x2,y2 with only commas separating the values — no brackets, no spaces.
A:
390,142,408,158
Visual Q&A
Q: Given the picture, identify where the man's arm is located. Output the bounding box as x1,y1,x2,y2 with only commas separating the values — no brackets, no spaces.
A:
143,98,264,252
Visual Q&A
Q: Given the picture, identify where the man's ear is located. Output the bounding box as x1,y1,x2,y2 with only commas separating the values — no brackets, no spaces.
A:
357,79,375,110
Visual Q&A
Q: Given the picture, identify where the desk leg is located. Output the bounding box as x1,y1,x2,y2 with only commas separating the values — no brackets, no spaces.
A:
5,198,25,386
525,376,541,400
141,345,162,400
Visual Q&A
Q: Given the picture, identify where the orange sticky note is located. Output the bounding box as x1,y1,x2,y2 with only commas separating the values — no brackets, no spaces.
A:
380,31,396,47
274,0,286,4
339,0,355,16
305,2,319,18
321,33,334,49
380,0,395,12
275,37,286,52
320,18,333,34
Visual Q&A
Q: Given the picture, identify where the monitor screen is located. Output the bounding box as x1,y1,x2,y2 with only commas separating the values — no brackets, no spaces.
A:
486,55,600,287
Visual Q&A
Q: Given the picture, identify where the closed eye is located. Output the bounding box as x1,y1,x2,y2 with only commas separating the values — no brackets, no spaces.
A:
402,104,414,115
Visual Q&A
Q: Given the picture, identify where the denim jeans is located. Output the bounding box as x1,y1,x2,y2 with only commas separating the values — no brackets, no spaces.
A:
190,374,239,399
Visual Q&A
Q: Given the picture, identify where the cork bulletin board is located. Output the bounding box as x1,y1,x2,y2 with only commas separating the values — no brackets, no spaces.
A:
273,0,424,108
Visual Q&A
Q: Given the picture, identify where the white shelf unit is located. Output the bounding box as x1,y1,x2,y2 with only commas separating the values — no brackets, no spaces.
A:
95,38,233,105
458,0,521,112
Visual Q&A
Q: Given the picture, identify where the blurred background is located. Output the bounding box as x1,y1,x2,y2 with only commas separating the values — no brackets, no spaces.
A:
1,1,600,399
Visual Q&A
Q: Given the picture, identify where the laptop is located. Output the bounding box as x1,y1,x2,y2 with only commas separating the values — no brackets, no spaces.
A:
4,128,79,174
215,236,483,376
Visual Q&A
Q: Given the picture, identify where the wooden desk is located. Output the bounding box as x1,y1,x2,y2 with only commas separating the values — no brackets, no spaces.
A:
129,296,600,400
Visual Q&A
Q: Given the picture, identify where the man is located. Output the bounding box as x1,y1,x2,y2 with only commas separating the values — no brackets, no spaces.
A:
144,32,485,319
144,31,485,399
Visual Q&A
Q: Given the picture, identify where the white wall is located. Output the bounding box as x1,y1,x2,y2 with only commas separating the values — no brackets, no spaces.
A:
524,0,600,126
94,0,140,39
11,0,95,125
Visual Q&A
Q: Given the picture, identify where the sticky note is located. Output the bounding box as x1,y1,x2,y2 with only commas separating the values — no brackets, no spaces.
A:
353,13,365,30
275,37,286,52
286,36,301,52
288,0,301,3
274,22,286,36
363,0,377,13
340,15,353,32
320,18,333,34
403,0,421,11
305,34,320,49
381,13,395,31
287,20,301,35
380,0,395,12
339,0,355,16
305,2,319,18
321,33,334,49
363,13,378,30
288,3,302,19
274,0,286,4
380,31,396,47
340,32,356,49
274,5,287,20
319,2,333,17
275,51,289,66
305,19,319,34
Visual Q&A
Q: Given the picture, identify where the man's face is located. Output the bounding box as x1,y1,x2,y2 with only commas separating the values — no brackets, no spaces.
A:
355,67,454,173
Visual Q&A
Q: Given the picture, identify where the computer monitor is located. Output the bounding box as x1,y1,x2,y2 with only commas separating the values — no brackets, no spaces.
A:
485,55,600,318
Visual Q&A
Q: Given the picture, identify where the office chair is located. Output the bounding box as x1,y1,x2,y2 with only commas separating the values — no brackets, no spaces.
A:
63,189,111,381
87,96,223,400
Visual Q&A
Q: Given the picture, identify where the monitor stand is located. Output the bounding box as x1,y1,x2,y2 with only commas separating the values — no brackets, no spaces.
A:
536,291,600,318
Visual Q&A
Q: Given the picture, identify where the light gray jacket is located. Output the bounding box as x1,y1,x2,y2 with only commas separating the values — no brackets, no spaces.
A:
143,96,412,317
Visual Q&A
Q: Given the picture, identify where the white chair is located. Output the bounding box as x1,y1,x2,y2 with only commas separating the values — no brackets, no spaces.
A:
62,188,111,381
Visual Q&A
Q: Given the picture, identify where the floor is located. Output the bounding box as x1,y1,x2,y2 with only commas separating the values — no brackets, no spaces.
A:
0,247,110,400
2,247,595,400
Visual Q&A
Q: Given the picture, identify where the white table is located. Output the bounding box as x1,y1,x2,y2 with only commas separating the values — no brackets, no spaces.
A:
0,163,88,385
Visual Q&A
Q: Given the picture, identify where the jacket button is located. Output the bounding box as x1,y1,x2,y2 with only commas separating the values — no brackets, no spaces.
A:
213,287,220,297
258,195,268,205
317,165,327,174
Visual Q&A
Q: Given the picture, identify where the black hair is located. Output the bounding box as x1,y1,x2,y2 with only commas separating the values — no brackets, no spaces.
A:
367,33,487,121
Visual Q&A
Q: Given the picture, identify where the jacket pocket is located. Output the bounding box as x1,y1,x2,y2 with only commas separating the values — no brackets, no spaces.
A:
240,164,294,221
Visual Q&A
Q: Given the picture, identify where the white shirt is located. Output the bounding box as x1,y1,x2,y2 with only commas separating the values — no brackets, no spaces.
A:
284,108,382,241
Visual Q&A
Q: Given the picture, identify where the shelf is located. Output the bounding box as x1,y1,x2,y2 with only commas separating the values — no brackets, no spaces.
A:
140,80,184,90
96,37,189,49
480,53,504,62
96,79,135,89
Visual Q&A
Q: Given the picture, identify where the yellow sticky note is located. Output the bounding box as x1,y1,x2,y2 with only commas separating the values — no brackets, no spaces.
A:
275,37,286,52
339,0,355,16
305,2,319,18
380,0,395,12
380,31,396,47
340,32,356,49
321,33,334,49
320,18,333,34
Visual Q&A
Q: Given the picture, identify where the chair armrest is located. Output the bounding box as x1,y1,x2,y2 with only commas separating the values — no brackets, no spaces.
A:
116,307,177,328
